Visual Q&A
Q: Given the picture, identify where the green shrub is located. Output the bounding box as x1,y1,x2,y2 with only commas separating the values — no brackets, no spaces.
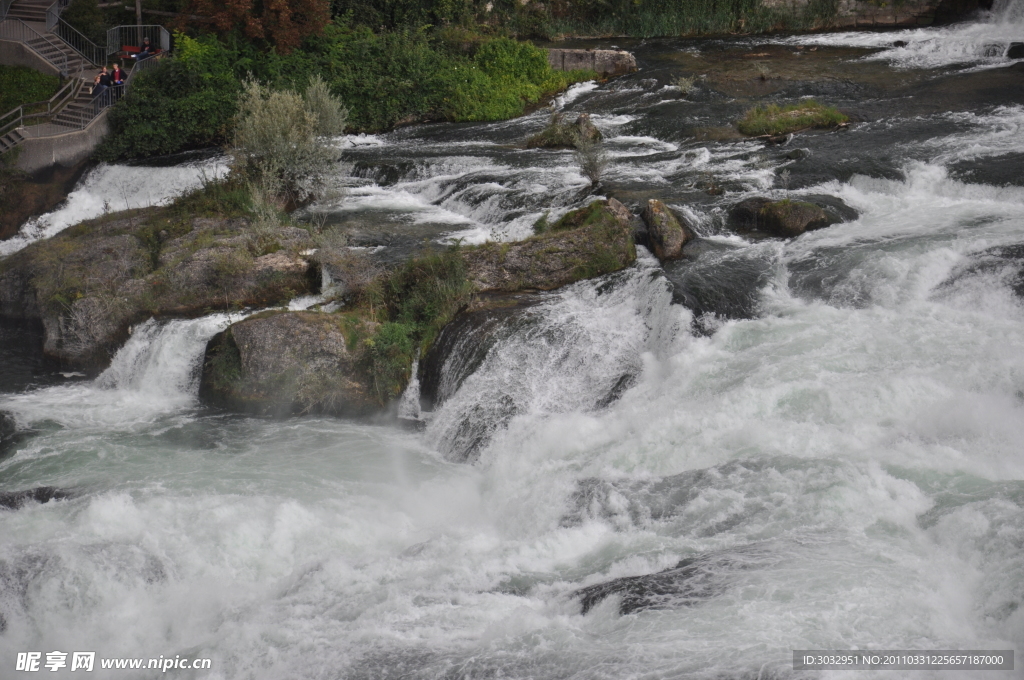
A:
737,100,848,136
232,75,347,201
97,35,240,160
0,65,60,113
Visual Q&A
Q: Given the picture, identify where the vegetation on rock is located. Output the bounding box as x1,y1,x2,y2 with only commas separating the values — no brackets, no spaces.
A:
737,100,848,136
0,179,315,366
198,198,637,413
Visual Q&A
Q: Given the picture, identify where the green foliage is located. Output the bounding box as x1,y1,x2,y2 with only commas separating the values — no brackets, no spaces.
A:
737,100,848,136
97,34,240,160
0,66,60,113
60,0,108,47
232,76,347,201
363,247,475,402
100,27,591,158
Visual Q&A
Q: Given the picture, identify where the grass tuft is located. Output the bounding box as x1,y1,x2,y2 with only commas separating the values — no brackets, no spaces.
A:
737,100,848,136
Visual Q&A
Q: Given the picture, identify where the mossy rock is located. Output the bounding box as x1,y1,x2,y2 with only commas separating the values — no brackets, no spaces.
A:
758,200,832,237
737,100,848,137
526,112,602,149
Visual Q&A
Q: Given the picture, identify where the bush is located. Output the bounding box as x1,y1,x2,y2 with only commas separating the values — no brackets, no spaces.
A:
737,100,849,136
0,65,60,113
97,34,240,160
232,75,348,201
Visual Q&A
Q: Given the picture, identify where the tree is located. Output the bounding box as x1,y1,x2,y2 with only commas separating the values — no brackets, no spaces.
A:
181,0,330,53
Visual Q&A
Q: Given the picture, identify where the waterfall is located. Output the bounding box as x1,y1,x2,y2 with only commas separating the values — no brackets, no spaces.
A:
0,155,229,258
424,253,684,462
0,314,240,429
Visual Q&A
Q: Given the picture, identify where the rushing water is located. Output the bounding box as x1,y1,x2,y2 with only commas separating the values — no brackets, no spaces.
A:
2,6,1024,679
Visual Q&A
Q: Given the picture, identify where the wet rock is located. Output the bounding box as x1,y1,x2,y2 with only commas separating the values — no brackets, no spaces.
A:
759,200,832,237
1007,43,1024,59
203,200,636,415
662,240,775,333
0,212,317,368
463,198,635,291
0,487,70,510
639,199,695,261
727,197,772,231
526,113,602,149
199,311,380,416
893,40,909,48
728,197,836,237
419,293,542,410
785,148,810,160
573,546,773,615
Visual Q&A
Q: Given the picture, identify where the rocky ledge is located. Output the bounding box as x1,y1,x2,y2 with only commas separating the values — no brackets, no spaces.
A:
199,199,636,416
0,208,317,367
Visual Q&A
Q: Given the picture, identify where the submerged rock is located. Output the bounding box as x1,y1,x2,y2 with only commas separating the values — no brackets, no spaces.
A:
639,199,695,260
0,211,317,368
1009,43,1024,59
0,486,70,510
573,545,773,615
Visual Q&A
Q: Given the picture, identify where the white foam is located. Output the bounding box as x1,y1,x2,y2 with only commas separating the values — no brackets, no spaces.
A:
0,156,229,257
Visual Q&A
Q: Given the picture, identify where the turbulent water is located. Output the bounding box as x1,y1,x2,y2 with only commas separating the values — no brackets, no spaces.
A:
2,6,1024,679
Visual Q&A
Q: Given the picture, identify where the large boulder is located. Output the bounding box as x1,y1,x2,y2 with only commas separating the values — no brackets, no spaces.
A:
0,211,317,367
728,197,832,237
639,199,695,260
758,200,832,237
463,199,634,291
199,311,379,416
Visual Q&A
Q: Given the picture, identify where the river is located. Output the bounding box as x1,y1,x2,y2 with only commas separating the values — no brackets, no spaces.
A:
1,3,1023,678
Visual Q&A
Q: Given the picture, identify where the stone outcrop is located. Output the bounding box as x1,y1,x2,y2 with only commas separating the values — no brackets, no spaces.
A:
464,198,634,291
0,209,316,367
546,49,637,77
200,311,380,416
199,199,637,415
729,197,836,237
526,112,602,149
639,199,695,260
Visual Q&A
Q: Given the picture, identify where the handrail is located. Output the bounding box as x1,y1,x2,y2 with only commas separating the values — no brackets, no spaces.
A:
105,24,170,55
0,105,23,140
52,17,104,65
22,77,79,119
0,0,11,21
0,18,70,76
0,78,79,140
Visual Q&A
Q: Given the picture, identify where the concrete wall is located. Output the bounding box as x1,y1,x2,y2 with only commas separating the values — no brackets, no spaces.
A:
547,49,638,77
15,110,109,174
0,39,60,76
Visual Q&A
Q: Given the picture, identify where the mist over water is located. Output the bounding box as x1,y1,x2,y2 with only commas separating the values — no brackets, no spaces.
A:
2,12,1024,679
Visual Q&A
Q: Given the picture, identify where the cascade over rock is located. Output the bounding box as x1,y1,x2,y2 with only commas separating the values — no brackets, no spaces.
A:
0,211,317,368
198,199,637,415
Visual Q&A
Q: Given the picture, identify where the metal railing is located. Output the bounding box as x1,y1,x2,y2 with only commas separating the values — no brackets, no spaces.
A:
0,0,11,21
0,78,79,141
52,17,104,65
0,18,70,76
106,24,170,56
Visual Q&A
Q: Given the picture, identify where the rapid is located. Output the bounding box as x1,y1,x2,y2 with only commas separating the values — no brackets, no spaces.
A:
1,4,1023,678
